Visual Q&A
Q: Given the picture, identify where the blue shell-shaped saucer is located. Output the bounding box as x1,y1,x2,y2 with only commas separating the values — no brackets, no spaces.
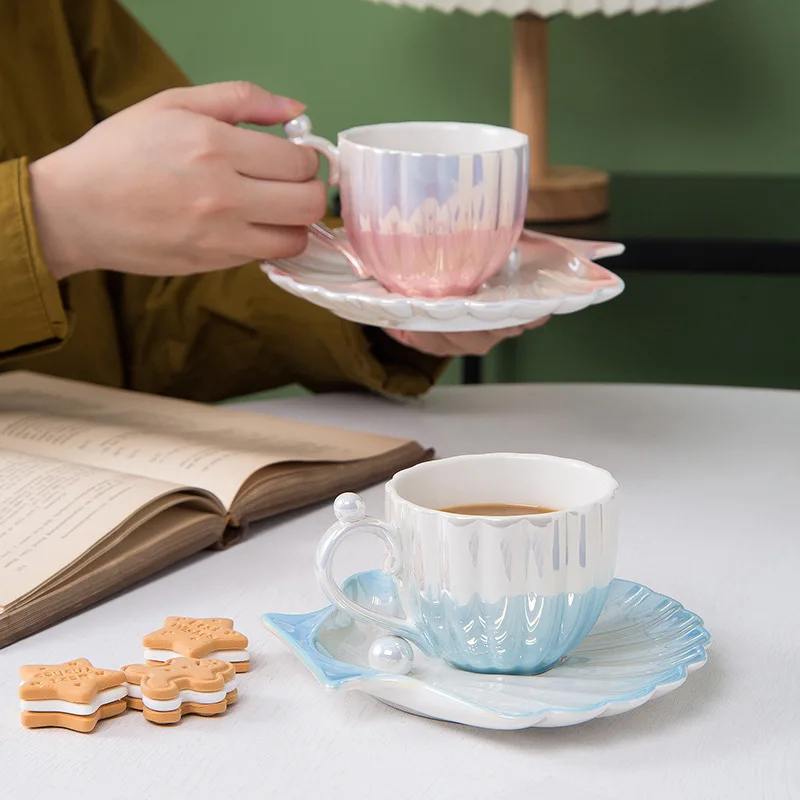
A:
262,571,710,730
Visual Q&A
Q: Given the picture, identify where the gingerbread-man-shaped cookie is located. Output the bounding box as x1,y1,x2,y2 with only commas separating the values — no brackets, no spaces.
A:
123,657,237,724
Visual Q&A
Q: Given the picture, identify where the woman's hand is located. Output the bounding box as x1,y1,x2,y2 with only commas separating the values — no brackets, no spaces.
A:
386,318,549,357
29,82,326,279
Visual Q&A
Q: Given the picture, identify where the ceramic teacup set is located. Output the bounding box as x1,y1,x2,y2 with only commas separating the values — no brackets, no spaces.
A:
260,115,625,333
262,118,708,728
264,454,711,730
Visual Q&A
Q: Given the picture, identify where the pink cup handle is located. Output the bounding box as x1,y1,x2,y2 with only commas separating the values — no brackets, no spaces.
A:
284,114,341,186
284,115,369,280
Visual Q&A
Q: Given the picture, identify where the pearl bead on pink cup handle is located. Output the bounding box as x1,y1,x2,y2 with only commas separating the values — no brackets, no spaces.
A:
284,115,529,298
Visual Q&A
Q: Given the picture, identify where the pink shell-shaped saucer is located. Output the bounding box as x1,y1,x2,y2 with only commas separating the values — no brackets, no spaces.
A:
261,229,625,333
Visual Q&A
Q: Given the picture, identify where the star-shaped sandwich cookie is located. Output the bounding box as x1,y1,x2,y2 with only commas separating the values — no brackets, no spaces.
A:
123,657,237,724
19,659,127,732
142,617,250,672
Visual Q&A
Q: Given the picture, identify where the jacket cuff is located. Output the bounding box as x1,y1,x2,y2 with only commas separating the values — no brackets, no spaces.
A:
0,158,68,354
361,327,450,395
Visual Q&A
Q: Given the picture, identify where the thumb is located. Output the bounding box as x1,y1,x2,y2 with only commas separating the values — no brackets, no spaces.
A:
159,81,306,126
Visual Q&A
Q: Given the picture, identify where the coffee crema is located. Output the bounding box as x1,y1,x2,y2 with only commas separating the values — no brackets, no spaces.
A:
440,503,556,516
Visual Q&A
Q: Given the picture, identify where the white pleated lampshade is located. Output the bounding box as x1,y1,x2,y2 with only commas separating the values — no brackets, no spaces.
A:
365,0,715,17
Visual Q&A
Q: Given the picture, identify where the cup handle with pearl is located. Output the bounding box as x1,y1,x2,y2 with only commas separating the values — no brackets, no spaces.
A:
316,493,423,647
284,114,340,185
283,115,370,280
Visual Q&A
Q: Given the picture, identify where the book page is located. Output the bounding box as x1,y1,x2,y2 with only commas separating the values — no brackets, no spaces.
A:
0,448,192,610
0,372,410,509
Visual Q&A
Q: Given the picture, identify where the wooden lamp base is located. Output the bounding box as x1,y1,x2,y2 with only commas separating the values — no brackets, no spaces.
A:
526,165,609,223
513,14,609,224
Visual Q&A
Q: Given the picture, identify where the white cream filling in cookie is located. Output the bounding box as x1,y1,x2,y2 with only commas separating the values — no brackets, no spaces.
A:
20,685,127,716
125,679,237,712
144,648,249,663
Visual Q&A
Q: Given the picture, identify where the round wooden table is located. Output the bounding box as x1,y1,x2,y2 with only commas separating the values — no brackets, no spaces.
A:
2,384,798,799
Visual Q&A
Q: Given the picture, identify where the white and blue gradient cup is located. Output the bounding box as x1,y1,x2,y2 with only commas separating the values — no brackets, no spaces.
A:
317,454,619,675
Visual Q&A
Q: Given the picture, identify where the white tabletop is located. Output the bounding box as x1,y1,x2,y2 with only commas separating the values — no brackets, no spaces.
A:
2,384,798,800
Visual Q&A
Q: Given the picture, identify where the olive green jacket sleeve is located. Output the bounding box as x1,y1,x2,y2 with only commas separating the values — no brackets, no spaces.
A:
0,0,188,359
0,0,178,358
0,158,69,355
0,0,445,399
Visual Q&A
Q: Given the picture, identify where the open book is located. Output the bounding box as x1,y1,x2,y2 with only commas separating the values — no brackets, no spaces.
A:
0,372,431,649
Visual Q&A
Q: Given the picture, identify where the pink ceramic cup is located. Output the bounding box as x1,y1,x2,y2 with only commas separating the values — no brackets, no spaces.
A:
284,116,529,298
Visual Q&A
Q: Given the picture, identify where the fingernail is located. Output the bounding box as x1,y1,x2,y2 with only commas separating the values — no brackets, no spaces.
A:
275,94,305,112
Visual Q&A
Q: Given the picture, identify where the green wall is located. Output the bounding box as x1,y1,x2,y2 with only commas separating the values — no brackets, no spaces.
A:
490,272,800,388
124,0,800,391
125,0,800,175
